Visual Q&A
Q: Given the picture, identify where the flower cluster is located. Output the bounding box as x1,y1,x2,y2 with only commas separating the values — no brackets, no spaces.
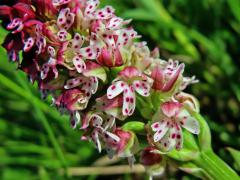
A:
0,0,200,172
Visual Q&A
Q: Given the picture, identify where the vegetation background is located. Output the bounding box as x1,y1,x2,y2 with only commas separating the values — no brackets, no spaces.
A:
0,0,239,179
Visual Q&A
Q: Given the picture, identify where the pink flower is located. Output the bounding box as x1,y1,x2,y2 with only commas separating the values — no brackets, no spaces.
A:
80,112,119,153
41,46,59,79
95,27,138,67
107,66,152,116
105,128,138,165
151,101,199,151
64,75,98,98
151,59,184,92
97,47,123,67
2,33,23,62
3,2,36,34
95,95,125,120
55,89,89,111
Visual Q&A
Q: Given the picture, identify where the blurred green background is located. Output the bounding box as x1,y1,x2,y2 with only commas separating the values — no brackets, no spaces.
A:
0,0,240,179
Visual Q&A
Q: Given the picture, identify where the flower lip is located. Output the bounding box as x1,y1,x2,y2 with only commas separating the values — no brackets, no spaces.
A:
161,101,183,118
119,66,141,79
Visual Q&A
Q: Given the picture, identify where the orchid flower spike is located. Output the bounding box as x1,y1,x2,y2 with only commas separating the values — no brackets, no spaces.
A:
0,0,200,169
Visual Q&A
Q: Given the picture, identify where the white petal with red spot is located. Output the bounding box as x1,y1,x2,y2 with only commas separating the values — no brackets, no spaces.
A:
64,77,84,89
103,116,115,130
107,81,126,99
57,8,69,27
94,6,115,19
73,56,86,73
57,8,75,30
159,134,171,150
181,116,199,134
116,28,138,47
64,12,75,30
105,131,120,142
41,64,49,79
103,33,115,48
57,29,68,42
92,131,101,152
133,80,151,97
91,114,103,127
48,46,56,57
175,126,183,150
53,0,71,6
152,120,168,142
23,37,35,52
90,77,98,94
122,86,136,116
168,125,178,149
79,46,97,59
107,17,123,30
72,33,84,49
85,0,99,17
7,18,21,30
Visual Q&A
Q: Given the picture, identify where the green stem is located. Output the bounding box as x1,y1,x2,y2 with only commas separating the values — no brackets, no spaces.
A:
194,150,240,180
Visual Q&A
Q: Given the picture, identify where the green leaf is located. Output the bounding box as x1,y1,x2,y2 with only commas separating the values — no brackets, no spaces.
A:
168,148,200,162
122,9,155,21
227,147,240,171
122,121,145,134
193,113,212,152
179,162,213,180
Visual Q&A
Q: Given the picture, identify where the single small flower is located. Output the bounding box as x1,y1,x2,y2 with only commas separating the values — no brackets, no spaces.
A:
55,89,89,111
41,46,59,79
150,101,200,151
4,2,36,34
95,95,126,120
105,128,139,166
64,75,98,98
151,59,184,93
2,33,23,62
94,22,137,67
107,66,152,116
81,112,119,153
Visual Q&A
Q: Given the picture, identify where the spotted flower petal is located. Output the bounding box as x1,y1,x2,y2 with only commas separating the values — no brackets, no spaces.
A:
122,86,135,116
181,116,199,135
133,80,151,97
53,0,71,7
84,0,99,17
107,81,126,99
57,8,75,30
23,37,35,52
73,56,86,73
94,6,114,20
152,121,169,142
92,130,102,152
